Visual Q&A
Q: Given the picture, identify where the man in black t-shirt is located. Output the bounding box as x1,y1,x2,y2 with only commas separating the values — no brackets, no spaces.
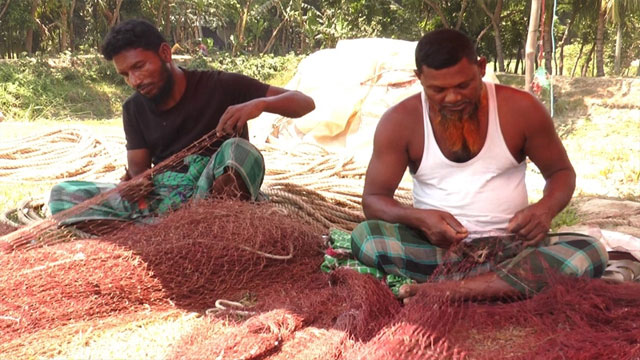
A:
49,19,314,225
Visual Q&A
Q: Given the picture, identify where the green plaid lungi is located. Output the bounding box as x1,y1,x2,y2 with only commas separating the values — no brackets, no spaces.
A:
49,138,265,225
350,220,609,295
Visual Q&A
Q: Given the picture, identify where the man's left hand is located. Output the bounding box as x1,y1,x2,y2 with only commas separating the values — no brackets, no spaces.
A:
507,202,553,247
216,99,265,136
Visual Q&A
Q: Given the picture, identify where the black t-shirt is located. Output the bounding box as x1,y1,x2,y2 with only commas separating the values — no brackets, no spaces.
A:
122,69,269,165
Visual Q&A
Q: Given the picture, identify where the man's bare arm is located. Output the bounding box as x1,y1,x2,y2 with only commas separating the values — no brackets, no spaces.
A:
125,148,152,179
362,108,413,222
363,102,467,248
507,91,576,245
216,86,315,135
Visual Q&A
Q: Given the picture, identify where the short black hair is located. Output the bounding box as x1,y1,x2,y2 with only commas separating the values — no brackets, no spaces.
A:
101,19,167,60
415,28,478,71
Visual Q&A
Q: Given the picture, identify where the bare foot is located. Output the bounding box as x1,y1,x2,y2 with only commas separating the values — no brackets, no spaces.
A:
399,273,521,304
212,168,251,200
398,283,426,304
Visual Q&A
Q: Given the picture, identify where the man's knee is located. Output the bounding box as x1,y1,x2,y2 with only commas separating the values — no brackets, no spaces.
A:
215,138,264,198
351,220,388,266
553,234,609,278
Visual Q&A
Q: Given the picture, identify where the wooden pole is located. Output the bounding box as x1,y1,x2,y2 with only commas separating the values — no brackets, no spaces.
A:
525,0,542,92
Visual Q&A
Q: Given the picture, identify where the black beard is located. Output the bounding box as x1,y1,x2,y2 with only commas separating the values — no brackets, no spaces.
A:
145,63,174,106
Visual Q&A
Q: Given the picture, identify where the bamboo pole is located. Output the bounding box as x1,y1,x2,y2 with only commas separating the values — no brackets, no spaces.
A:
525,0,542,92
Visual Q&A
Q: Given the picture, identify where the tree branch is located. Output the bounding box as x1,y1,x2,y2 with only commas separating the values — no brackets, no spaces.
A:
455,0,468,30
475,23,492,47
424,0,450,28
0,0,11,21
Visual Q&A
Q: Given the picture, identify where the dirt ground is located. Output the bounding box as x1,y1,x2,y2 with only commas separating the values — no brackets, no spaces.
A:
545,76,640,236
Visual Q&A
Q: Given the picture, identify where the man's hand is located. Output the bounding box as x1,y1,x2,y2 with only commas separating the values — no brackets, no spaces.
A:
216,99,265,136
119,174,153,203
507,202,553,247
414,209,469,249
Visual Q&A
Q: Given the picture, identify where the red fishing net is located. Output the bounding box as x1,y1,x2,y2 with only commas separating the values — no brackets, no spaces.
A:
0,222,16,237
2,129,639,358
2,196,640,359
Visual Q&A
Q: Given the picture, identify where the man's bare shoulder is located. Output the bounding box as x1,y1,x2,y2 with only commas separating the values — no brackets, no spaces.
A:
378,93,422,128
494,84,546,115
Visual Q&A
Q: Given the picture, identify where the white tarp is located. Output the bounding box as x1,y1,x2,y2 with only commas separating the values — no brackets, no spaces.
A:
250,38,498,163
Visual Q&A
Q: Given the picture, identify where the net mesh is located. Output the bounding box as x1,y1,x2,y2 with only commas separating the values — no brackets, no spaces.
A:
2,129,640,359
0,129,412,251
2,196,640,358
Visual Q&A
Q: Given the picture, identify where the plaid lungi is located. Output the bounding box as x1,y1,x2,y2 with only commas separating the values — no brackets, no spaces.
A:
351,220,609,295
49,138,265,225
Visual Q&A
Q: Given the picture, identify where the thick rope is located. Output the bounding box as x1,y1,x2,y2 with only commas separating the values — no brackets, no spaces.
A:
1,127,414,245
0,127,125,182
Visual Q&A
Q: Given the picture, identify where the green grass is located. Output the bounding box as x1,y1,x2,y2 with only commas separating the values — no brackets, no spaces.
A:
0,55,128,122
0,53,301,216
551,205,580,232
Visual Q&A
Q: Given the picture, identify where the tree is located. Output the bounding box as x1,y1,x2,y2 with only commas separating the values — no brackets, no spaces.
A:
0,0,11,21
478,0,505,72
24,0,38,55
608,0,640,75
423,0,468,30
595,0,608,76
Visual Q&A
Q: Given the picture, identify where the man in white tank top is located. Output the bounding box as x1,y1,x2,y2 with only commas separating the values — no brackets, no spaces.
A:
351,29,607,302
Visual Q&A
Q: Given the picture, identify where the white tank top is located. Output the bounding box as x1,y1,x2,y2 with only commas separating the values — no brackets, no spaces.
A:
412,82,528,237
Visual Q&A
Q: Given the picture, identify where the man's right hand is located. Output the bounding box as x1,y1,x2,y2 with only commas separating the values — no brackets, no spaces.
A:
119,174,153,203
413,209,468,248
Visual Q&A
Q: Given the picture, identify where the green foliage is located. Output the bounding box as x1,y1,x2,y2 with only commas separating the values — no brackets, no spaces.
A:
551,205,580,231
182,51,303,84
0,53,129,121
0,51,302,122
2,0,640,76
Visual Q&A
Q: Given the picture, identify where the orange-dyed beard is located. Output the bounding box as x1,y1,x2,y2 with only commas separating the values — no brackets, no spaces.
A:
436,92,487,159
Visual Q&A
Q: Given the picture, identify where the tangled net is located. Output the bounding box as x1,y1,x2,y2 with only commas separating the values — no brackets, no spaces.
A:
0,127,413,251
3,127,640,359
3,197,640,359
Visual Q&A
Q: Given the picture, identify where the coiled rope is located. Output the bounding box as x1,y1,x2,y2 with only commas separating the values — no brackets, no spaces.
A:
0,127,126,183
0,127,413,232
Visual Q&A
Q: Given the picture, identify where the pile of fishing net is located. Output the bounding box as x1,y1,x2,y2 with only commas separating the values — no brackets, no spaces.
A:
0,222,15,237
3,197,640,359
2,127,639,359
0,129,413,252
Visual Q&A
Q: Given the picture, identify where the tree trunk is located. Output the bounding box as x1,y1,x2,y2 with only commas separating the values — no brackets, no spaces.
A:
525,0,542,92
595,2,606,77
25,0,38,55
424,0,451,28
454,0,469,30
60,6,69,52
68,0,76,51
475,23,491,46
0,0,11,21
515,43,522,74
156,0,164,29
557,10,577,76
232,0,252,56
479,0,505,72
262,18,287,54
614,19,623,75
571,41,585,77
582,43,595,77
163,0,171,42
